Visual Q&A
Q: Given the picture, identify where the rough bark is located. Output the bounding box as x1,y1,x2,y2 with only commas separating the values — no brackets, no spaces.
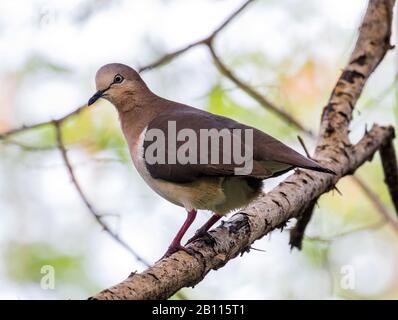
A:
380,139,398,215
289,199,317,250
91,0,396,300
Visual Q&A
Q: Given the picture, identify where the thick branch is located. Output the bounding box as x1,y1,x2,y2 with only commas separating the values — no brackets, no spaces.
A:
380,138,398,215
92,0,395,300
317,0,394,147
289,199,317,250
92,125,394,300
207,34,393,246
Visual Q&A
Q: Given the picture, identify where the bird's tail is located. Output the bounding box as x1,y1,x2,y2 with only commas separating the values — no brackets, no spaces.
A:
300,162,336,175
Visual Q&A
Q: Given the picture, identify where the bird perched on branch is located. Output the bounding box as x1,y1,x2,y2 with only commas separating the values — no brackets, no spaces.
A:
88,63,334,258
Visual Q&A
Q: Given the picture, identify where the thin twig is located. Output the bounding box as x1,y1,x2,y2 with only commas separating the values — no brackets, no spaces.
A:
206,42,312,135
138,0,254,73
0,104,86,140
0,0,255,140
297,135,311,158
53,120,150,267
138,40,205,73
352,174,398,234
1,138,55,152
305,219,387,243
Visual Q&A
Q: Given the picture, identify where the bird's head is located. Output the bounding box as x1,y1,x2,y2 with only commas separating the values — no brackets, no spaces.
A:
88,63,144,108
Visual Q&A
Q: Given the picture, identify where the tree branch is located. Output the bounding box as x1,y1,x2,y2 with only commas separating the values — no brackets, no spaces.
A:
0,0,254,140
0,0,255,275
316,0,394,146
352,174,398,233
0,105,86,140
206,33,394,247
138,0,254,72
206,42,312,135
91,125,394,300
91,0,396,300
289,199,317,250
54,120,150,267
380,138,398,215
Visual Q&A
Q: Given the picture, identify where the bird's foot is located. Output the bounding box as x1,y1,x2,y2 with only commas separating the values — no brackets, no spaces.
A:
186,229,215,245
186,231,206,245
159,244,190,260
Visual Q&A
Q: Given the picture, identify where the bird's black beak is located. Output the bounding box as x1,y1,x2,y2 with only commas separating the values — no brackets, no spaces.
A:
88,90,104,106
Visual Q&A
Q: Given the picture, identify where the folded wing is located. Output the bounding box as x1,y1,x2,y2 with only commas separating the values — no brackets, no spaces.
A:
143,106,334,183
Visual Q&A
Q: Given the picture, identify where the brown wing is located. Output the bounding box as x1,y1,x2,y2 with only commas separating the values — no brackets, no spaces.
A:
143,106,333,183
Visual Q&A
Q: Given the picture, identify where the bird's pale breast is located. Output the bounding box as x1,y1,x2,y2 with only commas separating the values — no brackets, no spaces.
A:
129,128,229,213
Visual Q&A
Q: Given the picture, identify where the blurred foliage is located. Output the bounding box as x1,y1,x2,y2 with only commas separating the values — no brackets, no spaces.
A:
62,106,130,162
8,105,131,162
302,240,330,268
19,55,70,77
205,84,297,139
4,241,96,293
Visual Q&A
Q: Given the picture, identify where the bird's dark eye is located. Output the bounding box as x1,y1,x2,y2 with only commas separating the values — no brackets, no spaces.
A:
113,74,124,83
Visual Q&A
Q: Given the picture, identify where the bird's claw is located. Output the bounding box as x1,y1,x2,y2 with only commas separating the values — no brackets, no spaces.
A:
159,244,191,261
185,231,206,245
186,230,215,245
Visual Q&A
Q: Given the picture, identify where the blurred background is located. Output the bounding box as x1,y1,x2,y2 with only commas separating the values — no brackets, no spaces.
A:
0,0,397,299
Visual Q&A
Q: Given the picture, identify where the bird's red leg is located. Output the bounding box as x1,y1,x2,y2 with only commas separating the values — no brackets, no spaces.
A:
186,213,222,244
162,209,197,258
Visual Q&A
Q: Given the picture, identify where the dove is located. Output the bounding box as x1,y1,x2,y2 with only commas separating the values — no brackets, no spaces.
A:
88,63,334,257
